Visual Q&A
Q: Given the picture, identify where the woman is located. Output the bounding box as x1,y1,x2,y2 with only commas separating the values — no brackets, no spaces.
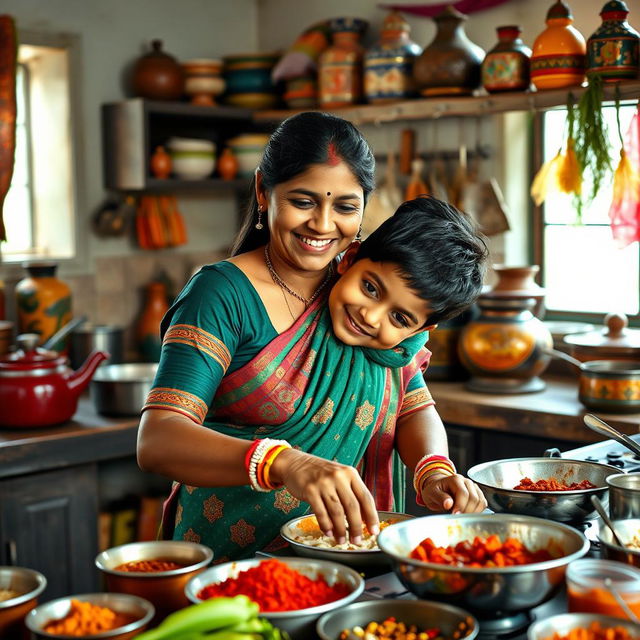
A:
137,112,483,561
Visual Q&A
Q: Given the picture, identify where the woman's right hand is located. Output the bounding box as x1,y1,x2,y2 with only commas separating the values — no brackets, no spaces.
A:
271,448,380,545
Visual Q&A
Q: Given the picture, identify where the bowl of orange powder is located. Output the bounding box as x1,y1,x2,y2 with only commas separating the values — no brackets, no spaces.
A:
527,612,640,640
184,557,364,638
95,540,213,621
25,592,154,639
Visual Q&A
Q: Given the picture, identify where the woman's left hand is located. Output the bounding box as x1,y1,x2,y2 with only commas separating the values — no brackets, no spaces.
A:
420,473,487,514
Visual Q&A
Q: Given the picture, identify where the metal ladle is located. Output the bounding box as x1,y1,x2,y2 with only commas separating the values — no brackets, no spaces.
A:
583,413,640,459
591,494,626,548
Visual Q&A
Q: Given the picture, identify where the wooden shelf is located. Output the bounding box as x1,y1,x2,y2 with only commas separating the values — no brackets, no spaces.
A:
254,79,640,125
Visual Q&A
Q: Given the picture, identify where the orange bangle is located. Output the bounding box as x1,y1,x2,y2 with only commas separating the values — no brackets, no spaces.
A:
262,444,289,490
414,461,455,493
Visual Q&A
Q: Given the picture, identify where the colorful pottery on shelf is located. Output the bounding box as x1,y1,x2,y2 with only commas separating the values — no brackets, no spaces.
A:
482,25,532,93
413,5,484,97
15,262,72,351
364,11,422,103
150,146,172,179
181,58,225,106
587,0,639,82
226,133,270,178
531,1,586,90
486,264,546,318
166,137,216,180
216,147,240,181
223,52,280,110
137,281,169,362
131,39,185,100
283,75,318,109
458,296,553,394
319,17,368,109
425,309,472,382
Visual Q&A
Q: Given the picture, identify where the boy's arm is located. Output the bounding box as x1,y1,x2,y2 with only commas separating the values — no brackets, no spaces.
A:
395,405,486,513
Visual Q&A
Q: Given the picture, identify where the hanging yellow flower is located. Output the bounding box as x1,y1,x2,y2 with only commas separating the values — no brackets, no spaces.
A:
556,137,582,197
530,150,562,206
612,148,640,206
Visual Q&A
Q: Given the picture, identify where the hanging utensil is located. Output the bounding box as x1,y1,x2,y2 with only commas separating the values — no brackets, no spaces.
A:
591,495,626,548
42,315,88,352
583,413,640,459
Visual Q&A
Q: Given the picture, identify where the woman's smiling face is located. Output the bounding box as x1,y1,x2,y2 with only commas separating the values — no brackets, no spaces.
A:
328,255,434,350
259,161,363,273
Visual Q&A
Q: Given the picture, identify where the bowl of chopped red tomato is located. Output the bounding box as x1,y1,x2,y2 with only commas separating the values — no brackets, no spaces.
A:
467,457,619,524
184,557,364,639
377,513,589,617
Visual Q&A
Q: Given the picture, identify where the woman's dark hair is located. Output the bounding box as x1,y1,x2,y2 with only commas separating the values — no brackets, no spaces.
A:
355,196,489,326
230,111,375,256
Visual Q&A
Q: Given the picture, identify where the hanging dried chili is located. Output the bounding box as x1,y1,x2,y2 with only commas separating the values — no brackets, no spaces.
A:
197,558,350,611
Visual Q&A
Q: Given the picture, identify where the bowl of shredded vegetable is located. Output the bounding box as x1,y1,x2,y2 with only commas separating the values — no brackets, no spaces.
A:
599,518,640,567
280,510,414,567
0,566,47,637
25,592,154,639
467,457,618,524
185,556,364,639
316,598,479,640
527,612,640,640
377,512,589,618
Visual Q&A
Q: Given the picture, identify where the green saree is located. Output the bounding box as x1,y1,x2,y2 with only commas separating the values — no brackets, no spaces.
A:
144,261,433,562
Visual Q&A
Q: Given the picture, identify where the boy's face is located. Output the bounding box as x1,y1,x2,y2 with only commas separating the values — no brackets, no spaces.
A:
328,254,435,350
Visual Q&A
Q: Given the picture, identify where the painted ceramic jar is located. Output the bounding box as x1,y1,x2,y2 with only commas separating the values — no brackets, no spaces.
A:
319,17,368,109
482,25,532,93
364,11,422,103
131,39,185,100
283,75,318,109
489,264,546,318
15,262,72,350
531,1,586,90
223,52,280,110
137,281,169,362
181,58,225,106
458,297,553,394
587,0,639,82
425,309,472,381
413,5,484,97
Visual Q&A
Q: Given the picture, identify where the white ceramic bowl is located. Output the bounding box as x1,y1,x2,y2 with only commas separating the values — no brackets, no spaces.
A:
169,150,216,179
227,134,269,177
166,137,215,153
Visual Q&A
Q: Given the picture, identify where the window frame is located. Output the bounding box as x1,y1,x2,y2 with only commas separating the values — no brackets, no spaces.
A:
531,107,640,327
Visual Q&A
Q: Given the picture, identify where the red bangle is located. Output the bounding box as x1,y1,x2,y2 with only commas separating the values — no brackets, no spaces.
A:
244,439,262,475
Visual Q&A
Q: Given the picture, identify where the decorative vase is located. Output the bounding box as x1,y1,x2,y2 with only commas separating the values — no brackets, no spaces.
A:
458,297,554,394
131,39,185,100
283,75,318,109
531,1,586,90
587,0,639,82
223,52,280,110
319,17,368,109
412,5,484,97
182,58,225,105
364,11,422,103
217,147,239,181
150,146,172,179
137,281,169,362
485,264,546,318
15,262,72,351
482,25,532,93
425,309,472,381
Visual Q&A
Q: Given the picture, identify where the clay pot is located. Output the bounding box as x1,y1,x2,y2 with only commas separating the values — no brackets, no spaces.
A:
482,25,532,93
217,148,239,181
182,58,225,106
132,39,184,100
485,264,546,318
150,146,171,179
137,281,169,362
413,5,484,97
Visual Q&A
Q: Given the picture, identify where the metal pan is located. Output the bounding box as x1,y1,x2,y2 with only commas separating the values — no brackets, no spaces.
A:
90,363,157,416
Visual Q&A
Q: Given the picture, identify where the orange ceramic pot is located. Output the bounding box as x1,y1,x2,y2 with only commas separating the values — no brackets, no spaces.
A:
150,146,171,179
531,0,586,89
15,262,72,350
0,567,47,640
216,147,239,181
136,281,169,362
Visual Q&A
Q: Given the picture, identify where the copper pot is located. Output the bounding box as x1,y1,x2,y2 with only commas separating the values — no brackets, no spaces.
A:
131,39,184,100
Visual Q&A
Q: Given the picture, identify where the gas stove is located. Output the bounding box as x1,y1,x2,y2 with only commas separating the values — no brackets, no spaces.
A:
547,431,640,472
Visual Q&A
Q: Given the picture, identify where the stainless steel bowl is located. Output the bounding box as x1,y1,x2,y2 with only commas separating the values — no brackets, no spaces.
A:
90,363,158,416
607,473,640,520
25,592,154,639
377,513,589,616
0,566,47,637
316,598,479,640
598,517,640,567
280,511,414,568
467,457,619,523
528,612,640,640
185,557,364,639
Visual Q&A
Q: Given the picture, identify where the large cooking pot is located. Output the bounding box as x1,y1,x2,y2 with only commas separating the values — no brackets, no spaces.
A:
547,348,640,413
90,363,158,416
0,333,108,428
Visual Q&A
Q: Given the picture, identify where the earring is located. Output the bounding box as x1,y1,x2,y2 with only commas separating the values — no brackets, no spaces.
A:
255,205,264,230
355,226,362,242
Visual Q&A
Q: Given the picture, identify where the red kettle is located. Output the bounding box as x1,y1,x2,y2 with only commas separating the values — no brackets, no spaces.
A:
0,334,108,428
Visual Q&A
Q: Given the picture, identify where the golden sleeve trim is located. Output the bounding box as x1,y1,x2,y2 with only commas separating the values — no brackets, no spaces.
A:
144,387,208,423
399,387,434,418
164,324,231,373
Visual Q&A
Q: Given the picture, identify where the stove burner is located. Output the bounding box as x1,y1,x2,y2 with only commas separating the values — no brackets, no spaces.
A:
477,611,533,637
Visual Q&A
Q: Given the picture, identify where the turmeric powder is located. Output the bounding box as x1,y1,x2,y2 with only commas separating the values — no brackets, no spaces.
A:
43,599,134,636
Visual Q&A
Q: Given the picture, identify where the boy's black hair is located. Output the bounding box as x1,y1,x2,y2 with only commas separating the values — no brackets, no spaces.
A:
354,196,488,326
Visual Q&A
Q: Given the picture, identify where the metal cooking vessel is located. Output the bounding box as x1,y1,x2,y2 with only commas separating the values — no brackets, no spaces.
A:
598,517,640,568
70,324,124,369
607,473,640,520
467,457,618,524
90,363,157,417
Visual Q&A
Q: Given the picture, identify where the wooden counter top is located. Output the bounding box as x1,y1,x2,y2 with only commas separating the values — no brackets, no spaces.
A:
430,376,640,443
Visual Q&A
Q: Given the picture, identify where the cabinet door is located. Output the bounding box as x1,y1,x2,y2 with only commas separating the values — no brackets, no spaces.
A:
0,464,99,599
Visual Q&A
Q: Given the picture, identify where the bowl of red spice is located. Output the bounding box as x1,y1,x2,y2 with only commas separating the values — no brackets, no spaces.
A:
527,612,640,640
25,592,154,639
95,540,213,621
467,457,619,524
377,513,589,619
184,557,364,639
0,566,47,638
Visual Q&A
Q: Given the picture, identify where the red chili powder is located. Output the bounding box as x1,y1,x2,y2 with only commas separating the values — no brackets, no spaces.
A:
514,476,596,491
196,558,350,611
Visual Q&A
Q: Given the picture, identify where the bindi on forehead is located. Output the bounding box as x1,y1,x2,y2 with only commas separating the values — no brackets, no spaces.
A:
326,142,340,166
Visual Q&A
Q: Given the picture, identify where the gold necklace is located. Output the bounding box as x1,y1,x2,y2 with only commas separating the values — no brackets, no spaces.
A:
264,245,333,308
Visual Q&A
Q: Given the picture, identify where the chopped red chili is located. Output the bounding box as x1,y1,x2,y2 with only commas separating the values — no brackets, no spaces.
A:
410,534,553,567
113,559,186,572
197,558,350,611
514,477,596,491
